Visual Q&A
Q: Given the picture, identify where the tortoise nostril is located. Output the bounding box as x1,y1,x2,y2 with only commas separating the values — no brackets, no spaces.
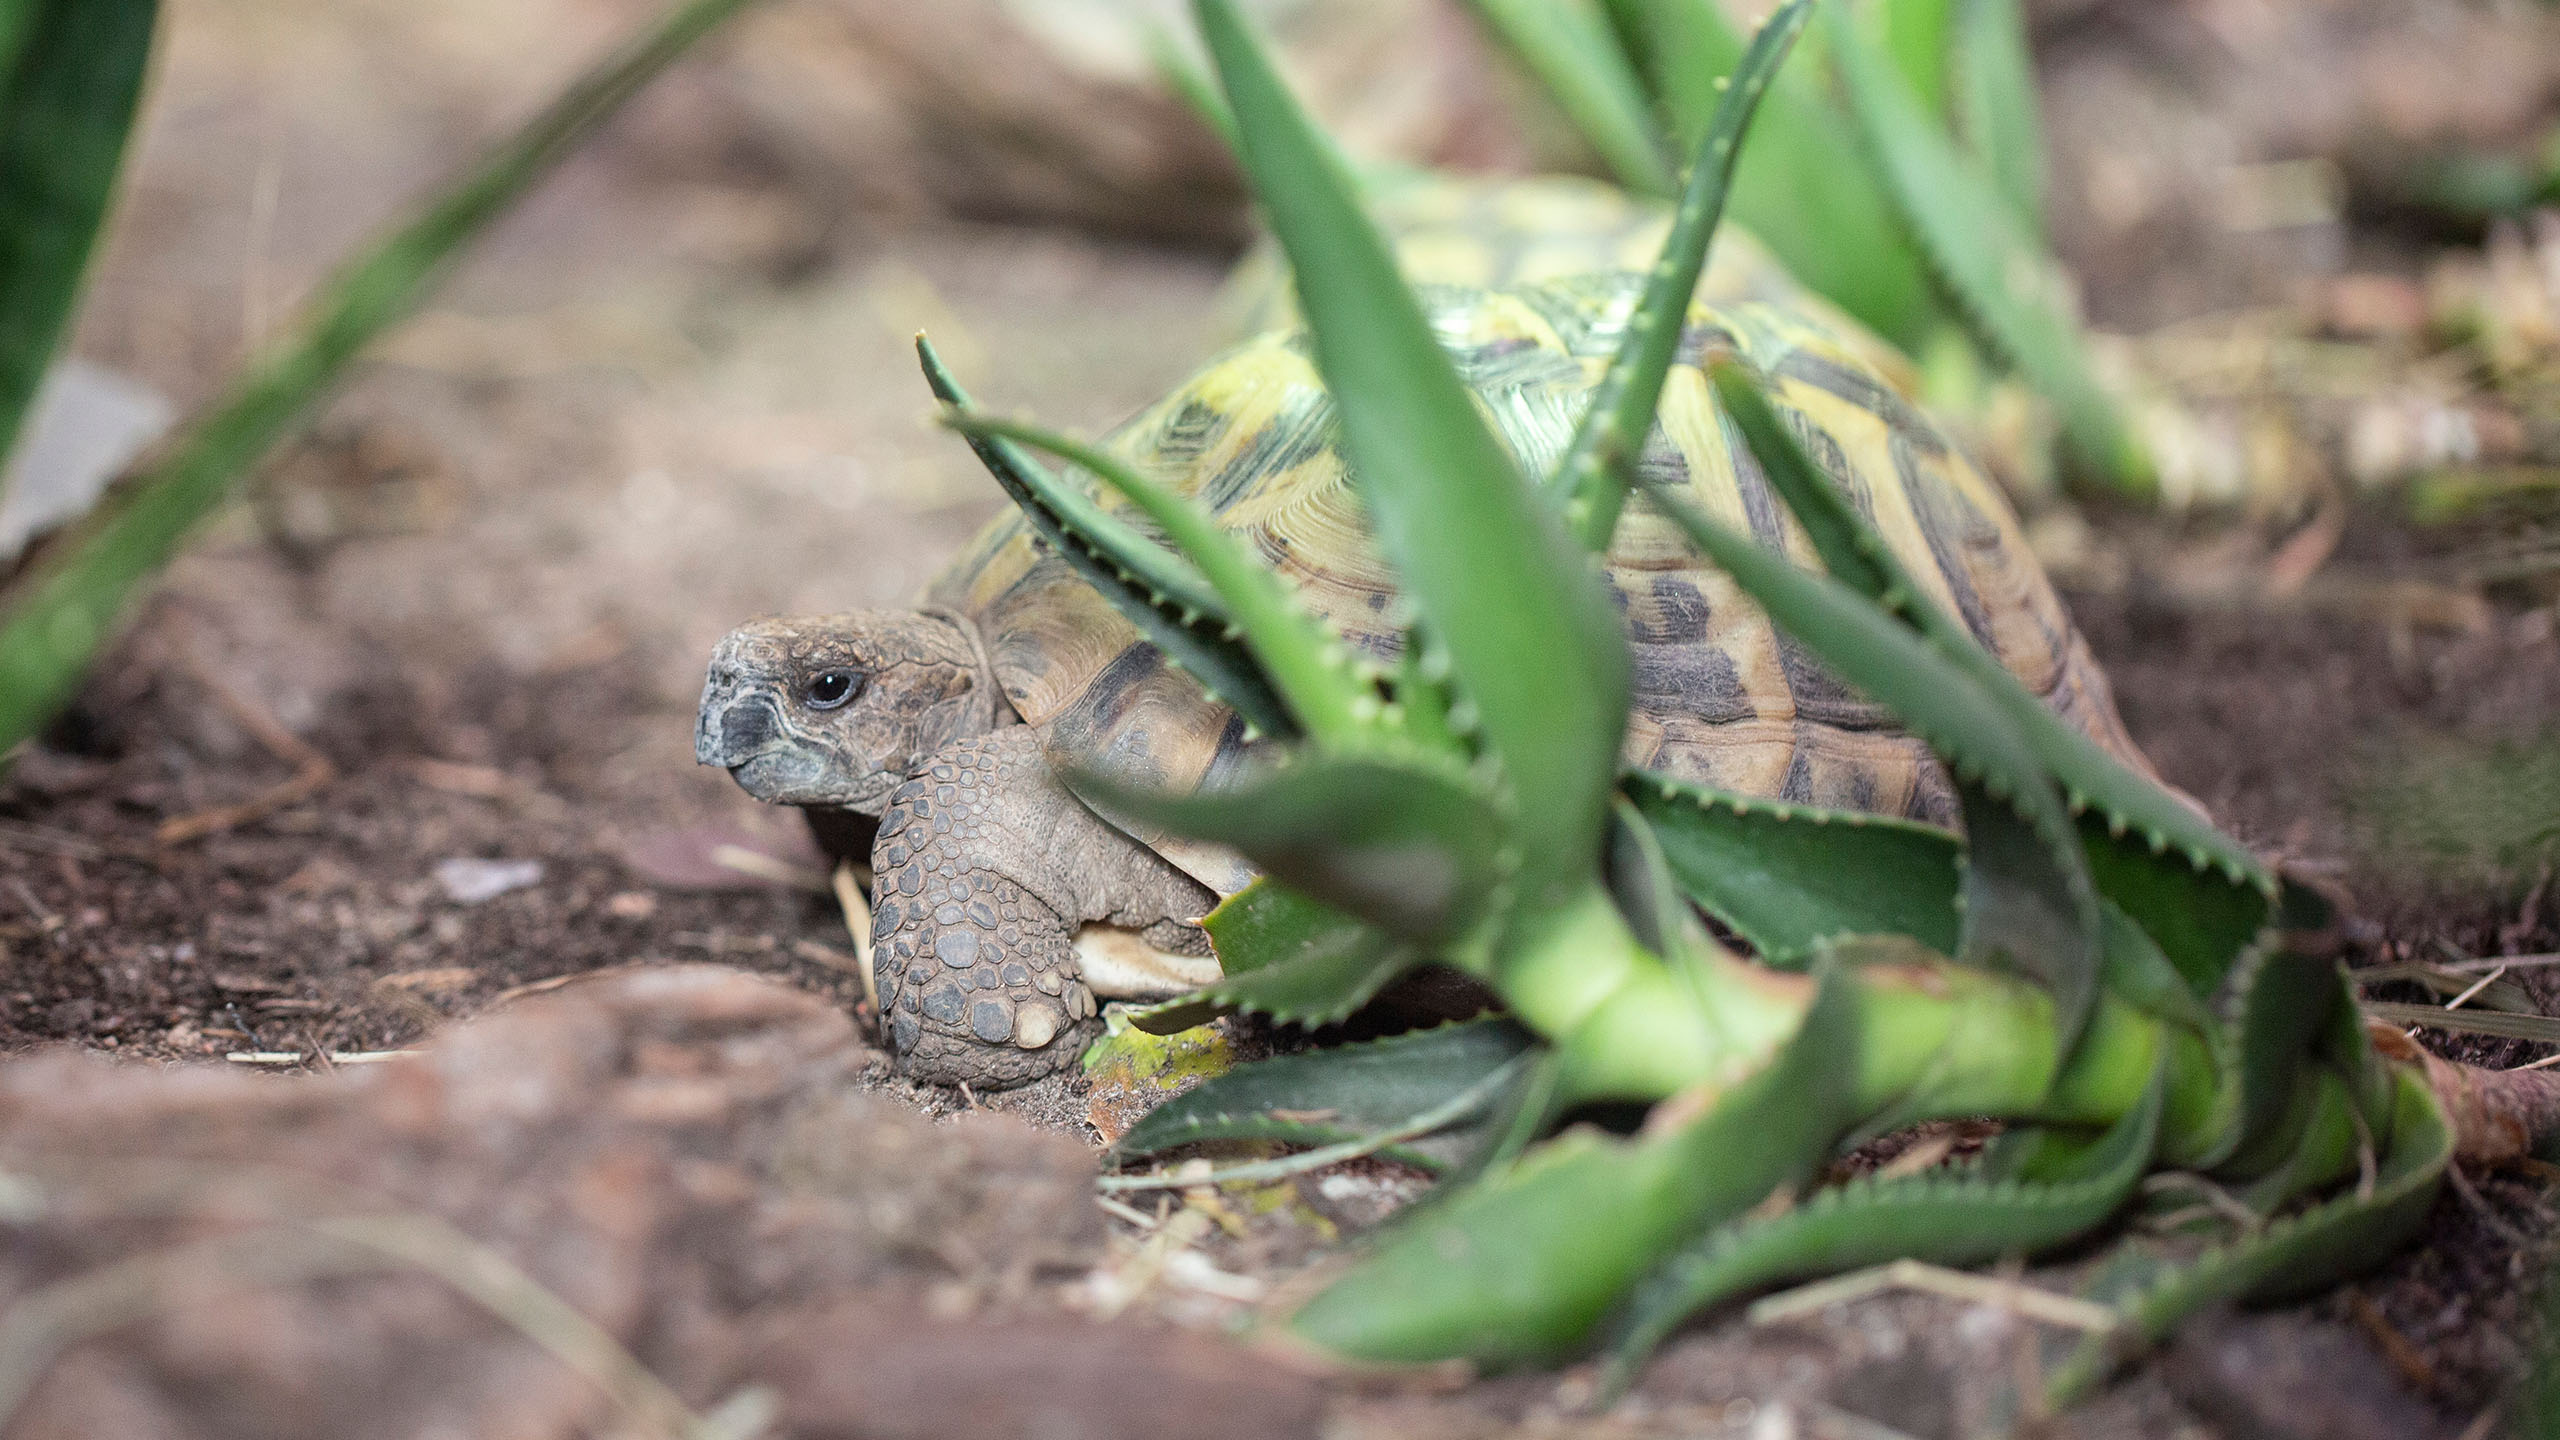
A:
720,698,782,758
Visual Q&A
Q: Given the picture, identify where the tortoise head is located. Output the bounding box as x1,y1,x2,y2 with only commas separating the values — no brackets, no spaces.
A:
696,609,1002,814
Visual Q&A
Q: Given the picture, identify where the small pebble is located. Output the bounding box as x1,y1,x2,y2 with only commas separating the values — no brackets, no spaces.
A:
434,857,545,905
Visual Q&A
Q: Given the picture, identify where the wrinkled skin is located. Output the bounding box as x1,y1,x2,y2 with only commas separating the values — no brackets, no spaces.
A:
697,611,1214,1087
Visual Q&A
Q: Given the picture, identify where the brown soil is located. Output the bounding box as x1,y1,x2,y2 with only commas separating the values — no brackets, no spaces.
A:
4,0,2559,1436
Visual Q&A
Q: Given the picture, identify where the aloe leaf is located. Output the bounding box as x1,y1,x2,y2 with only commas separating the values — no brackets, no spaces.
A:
1127,879,1418,1034
1141,19,1236,156
1288,969,1860,1366
1950,0,2047,236
941,408,1377,747
1614,0,1935,349
1826,4,2150,495
0,0,757,756
1457,0,1675,198
0,0,155,500
1071,750,1507,943
1625,768,1960,964
2177,947,2346,1171
1596,1053,2166,1401
1112,1017,1537,1173
1640,438,2102,1049
1551,0,1812,552
1197,0,1630,898
915,342,1293,743
2097,900,2213,1032
1708,360,2272,997
1955,777,2101,1054
1605,795,1692,958
2049,1069,2451,1407
1878,0,1955,116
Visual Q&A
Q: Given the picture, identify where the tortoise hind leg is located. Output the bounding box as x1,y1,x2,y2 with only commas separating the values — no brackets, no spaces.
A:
868,729,1210,1089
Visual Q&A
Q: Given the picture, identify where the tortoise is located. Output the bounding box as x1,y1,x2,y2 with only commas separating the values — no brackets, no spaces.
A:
695,188,2159,1092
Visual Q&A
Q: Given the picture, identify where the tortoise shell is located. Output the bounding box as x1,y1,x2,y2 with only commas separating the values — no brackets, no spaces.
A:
924,270,2151,847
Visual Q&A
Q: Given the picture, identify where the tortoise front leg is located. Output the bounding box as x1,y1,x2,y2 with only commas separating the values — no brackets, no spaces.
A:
869,728,1214,1089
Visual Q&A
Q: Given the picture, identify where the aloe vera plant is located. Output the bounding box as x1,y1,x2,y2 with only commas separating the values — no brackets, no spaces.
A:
928,0,2560,1408
0,0,757,757
1463,0,2150,495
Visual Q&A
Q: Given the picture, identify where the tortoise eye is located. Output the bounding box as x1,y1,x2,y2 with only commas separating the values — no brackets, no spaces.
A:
804,669,859,711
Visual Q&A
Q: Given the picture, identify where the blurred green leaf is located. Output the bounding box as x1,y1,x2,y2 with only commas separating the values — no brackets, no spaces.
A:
1625,768,1960,964
1113,1017,1536,1173
1459,0,1674,198
1827,3,2150,495
0,0,155,496
941,407,1370,745
1197,0,1630,903
2049,1069,2450,1405
1954,776,2100,1056
1128,879,1419,1033
1609,0,1936,349
1141,19,1237,156
0,0,759,755
1951,0,2047,236
1073,751,1507,942
1552,0,1811,551
1878,0,1954,116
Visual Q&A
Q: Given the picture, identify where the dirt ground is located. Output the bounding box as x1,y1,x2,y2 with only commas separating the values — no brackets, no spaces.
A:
4,0,2560,1436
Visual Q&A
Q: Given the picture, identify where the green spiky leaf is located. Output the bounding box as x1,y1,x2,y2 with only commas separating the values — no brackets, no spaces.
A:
1607,0,1935,349
1198,0,1630,900
1288,970,1860,1366
1640,413,2104,1052
1827,3,2149,495
1112,1017,1536,1172
1708,359,2272,1000
1072,751,1507,942
916,342,1293,740
1551,0,1813,551
940,407,1375,746
1625,768,1960,964
1951,0,2047,236
1128,879,1420,1034
2049,1069,2451,1407
0,0,758,755
1459,0,1674,198
0,0,154,496
1597,1052,2166,1401
1954,774,2101,1057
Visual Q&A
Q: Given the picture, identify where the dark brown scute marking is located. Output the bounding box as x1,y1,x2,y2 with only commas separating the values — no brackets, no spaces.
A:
1774,399,1876,522
1043,643,1170,782
1714,407,1794,554
1776,632,1894,729
1203,387,1333,512
1631,643,1754,724
1891,435,1998,652
1674,323,1744,371
1778,746,1815,804
1150,397,1225,473
1775,349,1944,457
1200,708,1255,788
1636,574,1712,643
1844,764,1878,814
